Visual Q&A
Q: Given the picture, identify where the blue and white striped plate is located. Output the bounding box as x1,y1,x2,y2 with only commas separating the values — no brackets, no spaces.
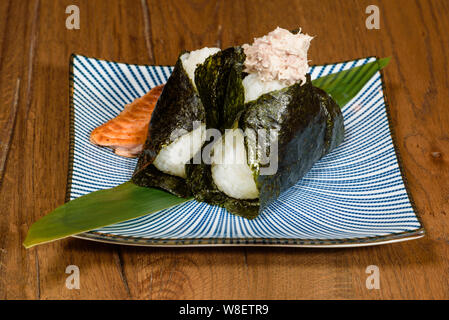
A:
68,54,424,247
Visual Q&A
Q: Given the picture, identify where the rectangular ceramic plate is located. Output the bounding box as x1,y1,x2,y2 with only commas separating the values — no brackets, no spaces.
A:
67,54,424,247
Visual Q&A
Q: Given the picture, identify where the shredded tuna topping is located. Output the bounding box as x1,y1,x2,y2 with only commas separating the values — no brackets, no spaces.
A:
242,27,313,86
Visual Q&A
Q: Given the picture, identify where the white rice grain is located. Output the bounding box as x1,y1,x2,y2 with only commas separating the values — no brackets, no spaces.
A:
211,129,259,199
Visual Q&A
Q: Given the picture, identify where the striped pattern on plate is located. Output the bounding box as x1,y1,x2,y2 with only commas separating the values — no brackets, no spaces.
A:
68,54,424,247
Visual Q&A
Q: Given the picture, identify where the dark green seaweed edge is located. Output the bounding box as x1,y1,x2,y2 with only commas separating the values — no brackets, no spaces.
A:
66,54,425,247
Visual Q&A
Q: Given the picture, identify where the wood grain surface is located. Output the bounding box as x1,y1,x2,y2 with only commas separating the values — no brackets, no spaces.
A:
0,0,448,300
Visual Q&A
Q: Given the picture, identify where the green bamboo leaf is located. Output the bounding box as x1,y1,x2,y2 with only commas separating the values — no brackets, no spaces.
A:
312,57,390,107
24,182,191,248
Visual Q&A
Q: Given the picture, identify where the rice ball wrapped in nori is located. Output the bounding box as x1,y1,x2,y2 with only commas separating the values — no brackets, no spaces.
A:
133,27,345,220
185,28,344,219
186,74,344,219
241,75,345,213
132,47,220,197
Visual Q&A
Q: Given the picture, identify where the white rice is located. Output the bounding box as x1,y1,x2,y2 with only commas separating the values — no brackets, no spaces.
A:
242,73,287,103
211,129,259,199
153,124,206,178
181,47,221,88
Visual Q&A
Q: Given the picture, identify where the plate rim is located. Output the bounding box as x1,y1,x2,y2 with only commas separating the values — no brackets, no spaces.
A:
66,53,425,248
72,229,425,248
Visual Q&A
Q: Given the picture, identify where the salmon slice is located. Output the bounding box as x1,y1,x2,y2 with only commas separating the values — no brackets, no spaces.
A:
90,84,164,157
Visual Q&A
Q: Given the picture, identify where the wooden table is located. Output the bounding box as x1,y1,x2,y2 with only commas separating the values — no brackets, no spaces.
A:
0,0,448,300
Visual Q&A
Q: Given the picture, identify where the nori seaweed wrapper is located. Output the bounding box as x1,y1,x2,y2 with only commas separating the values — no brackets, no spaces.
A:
132,54,205,197
194,47,246,131
187,75,344,219
243,75,344,212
